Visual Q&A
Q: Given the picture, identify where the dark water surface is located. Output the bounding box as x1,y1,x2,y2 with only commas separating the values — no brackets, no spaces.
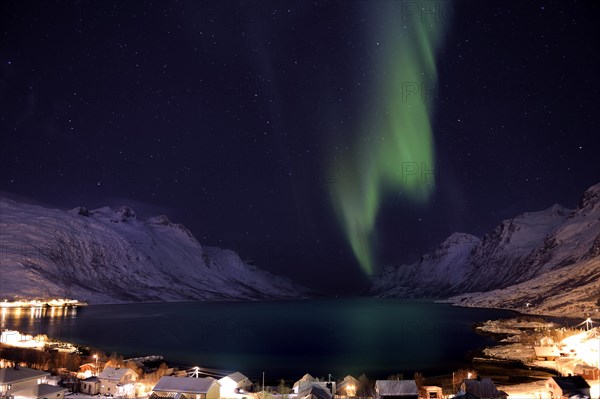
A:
1,299,516,380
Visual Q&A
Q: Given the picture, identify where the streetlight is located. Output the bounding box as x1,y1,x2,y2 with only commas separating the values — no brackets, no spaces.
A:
93,354,99,376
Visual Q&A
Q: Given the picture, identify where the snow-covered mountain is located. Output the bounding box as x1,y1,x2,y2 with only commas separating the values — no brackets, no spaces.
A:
370,183,600,317
0,198,311,303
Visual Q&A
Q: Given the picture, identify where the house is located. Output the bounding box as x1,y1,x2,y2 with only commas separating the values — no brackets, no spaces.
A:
455,378,508,399
293,374,317,394
0,366,49,398
218,372,252,397
78,363,100,379
337,376,359,397
98,367,138,398
11,384,67,399
419,386,443,399
151,376,220,399
374,380,418,399
534,346,560,361
574,364,600,381
298,384,332,399
546,376,591,399
80,376,101,395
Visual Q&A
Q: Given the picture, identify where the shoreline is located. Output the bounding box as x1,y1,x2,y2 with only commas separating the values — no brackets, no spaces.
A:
1,298,595,388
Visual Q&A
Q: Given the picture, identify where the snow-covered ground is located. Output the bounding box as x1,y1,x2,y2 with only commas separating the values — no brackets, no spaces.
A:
480,322,599,375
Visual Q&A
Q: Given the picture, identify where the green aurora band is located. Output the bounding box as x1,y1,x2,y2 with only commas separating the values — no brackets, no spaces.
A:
330,2,449,275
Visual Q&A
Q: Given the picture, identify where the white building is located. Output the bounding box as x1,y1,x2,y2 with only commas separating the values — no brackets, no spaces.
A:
218,372,251,398
80,376,101,395
98,367,138,398
0,367,49,398
11,384,67,399
293,374,316,394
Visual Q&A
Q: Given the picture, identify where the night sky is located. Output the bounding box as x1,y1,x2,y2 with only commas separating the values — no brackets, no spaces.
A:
1,0,599,293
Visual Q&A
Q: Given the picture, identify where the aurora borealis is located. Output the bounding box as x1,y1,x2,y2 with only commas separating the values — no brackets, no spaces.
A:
2,0,599,293
330,1,449,275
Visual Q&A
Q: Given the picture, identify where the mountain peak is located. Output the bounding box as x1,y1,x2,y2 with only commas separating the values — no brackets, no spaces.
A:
579,182,600,210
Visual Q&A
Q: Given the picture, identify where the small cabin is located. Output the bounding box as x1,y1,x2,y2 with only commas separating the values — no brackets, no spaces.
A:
80,376,101,395
574,364,600,381
218,372,252,398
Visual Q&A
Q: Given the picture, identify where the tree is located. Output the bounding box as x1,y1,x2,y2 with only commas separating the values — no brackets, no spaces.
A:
124,360,144,379
105,352,123,368
452,369,477,393
413,372,425,389
358,374,372,399
278,379,291,397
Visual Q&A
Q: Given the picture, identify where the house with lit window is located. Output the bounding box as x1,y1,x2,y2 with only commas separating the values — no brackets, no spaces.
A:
419,386,443,399
0,366,49,398
218,372,252,397
151,376,220,399
336,376,359,398
98,367,138,398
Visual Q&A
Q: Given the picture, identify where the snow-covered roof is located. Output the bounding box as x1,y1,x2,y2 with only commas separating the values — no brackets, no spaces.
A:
375,380,418,396
337,376,359,393
82,376,100,383
534,346,560,357
219,372,249,384
294,374,316,388
153,376,219,394
552,376,590,392
0,367,48,384
298,384,332,399
574,363,599,373
462,378,505,399
11,383,67,399
99,367,136,381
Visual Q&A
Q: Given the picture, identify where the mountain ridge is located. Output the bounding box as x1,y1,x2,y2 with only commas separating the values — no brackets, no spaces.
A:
369,183,600,317
0,197,311,304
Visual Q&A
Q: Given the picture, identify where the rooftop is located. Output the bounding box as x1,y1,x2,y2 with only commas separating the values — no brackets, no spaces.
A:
11,383,67,399
375,380,418,396
99,367,136,381
0,367,48,384
153,376,219,394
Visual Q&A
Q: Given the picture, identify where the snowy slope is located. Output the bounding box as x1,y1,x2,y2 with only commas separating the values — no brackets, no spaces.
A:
0,198,311,303
370,232,481,297
370,183,600,316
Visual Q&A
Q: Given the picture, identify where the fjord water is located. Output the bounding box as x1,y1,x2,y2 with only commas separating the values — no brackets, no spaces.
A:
3,299,516,379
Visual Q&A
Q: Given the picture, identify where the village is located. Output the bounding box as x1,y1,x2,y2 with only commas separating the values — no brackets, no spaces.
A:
0,320,598,399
